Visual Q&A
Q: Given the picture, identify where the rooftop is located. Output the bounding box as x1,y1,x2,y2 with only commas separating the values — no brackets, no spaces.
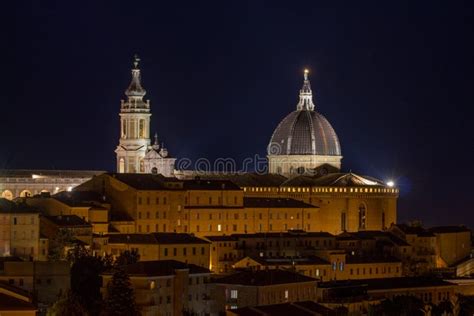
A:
281,172,386,188
318,277,454,290
0,293,36,311
0,199,39,214
345,255,401,264
230,301,335,316
107,233,210,245
103,260,211,277
244,256,330,266
233,231,334,239
53,190,108,207
243,197,317,208
204,235,238,242
43,215,91,227
393,224,436,237
214,269,317,286
107,173,241,191
0,282,35,311
428,226,471,234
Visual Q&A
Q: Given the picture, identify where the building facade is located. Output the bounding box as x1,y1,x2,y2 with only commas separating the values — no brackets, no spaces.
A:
101,260,212,316
0,170,104,200
0,199,40,260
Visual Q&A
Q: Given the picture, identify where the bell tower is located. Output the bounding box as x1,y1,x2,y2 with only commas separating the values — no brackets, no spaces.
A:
115,55,151,173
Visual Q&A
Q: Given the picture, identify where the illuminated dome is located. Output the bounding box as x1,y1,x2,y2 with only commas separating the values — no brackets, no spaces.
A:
267,70,342,175
268,110,341,156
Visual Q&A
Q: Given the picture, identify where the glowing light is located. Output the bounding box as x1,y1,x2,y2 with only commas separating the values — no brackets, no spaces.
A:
304,69,309,74
67,186,73,192
386,181,395,187
55,187,60,192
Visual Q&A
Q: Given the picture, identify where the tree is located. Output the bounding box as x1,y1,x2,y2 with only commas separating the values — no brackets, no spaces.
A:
102,269,139,316
67,244,90,264
378,295,424,316
70,253,106,315
47,290,88,316
48,228,75,261
458,294,474,316
114,249,140,266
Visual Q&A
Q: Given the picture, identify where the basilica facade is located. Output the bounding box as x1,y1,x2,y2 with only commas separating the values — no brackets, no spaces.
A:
77,58,398,235
1,57,399,234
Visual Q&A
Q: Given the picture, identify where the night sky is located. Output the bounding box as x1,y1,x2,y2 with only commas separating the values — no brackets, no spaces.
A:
2,1,473,227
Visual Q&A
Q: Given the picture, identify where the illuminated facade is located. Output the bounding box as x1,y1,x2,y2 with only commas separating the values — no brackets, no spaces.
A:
0,170,103,200
76,172,398,237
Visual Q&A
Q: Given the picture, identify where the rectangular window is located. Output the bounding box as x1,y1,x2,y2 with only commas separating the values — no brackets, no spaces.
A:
230,290,238,299
183,248,187,256
173,248,177,256
233,224,237,232
146,197,150,205
192,247,196,255
138,197,142,205
284,290,289,299
201,247,205,255
164,248,168,256
218,224,222,232
163,197,167,204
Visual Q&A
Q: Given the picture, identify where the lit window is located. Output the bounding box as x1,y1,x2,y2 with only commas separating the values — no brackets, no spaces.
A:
230,290,238,299
284,290,289,299
217,224,222,232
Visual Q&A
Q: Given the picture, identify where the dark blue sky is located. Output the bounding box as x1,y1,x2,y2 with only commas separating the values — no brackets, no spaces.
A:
2,1,473,227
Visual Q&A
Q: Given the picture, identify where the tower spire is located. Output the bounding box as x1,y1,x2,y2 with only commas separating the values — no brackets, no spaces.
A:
152,132,160,150
296,69,315,111
125,54,146,98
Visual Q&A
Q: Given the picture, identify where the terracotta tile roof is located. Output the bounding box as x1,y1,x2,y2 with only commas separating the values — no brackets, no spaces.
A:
429,226,471,234
243,197,317,208
214,269,317,286
107,233,209,245
103,260,211,277
43,215,91,227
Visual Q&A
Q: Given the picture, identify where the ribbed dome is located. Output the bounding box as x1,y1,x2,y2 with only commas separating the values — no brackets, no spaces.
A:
268,110,341,156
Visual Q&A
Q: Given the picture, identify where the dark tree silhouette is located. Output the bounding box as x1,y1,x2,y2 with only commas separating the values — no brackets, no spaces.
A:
47,290,88,316
114,249,140,266
102,269,139,316
70,253,106,315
